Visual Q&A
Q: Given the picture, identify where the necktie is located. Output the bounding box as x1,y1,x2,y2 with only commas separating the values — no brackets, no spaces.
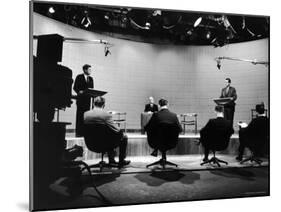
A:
226,87,229,94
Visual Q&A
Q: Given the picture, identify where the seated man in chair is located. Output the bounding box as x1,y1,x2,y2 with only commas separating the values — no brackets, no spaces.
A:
84,96,130,167
144,98,183,157
236,103,269,162
200,105,234,164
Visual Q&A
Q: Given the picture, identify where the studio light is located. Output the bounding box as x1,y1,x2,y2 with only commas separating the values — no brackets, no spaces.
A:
81,10,92,28
104,13,109,20
145,22,151,30
206,31,211,39
186,29,193,36
216,58,222,70
152,10,162,16
194,17,202,27
104,46,111,56
81,17,91,28
48,7,55,14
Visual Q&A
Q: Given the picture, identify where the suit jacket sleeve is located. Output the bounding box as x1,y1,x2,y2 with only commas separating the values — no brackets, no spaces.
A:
220,88,224,98
200,119,212,137
154,104,159,112
231,87,237,101
176,115,183,133
105,113,120,133
73,75,82,94
144,113,157,132
144,104,149,112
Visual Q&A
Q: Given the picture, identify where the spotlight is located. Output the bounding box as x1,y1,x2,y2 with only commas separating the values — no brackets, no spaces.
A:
104,46,111,57
216,58,222,70
81,16,92,28
145,22,151,30
104,14,109,20
48,7,55,14
186,29,193,35
206,31,211,39
81,10,92,28
194,17,202,27
152,10,162,16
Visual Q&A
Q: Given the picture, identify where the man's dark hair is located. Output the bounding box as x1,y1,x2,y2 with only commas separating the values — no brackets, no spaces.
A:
94,96,105,108
256,103,265,114
158,98,168,107
225,78,231,83
83,64,91,71
215,105,224,113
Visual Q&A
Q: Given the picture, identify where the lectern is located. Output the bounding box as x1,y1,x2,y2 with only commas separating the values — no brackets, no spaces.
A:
213,97,232,119
72,88,107,108
84,88,107,98
72,88,107,99
213,97,232,106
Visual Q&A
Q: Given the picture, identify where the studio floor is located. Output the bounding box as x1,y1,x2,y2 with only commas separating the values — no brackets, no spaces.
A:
44,155,269,211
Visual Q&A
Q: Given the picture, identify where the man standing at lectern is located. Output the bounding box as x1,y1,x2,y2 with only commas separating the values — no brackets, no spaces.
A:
220,78,237,126
73,64,94,137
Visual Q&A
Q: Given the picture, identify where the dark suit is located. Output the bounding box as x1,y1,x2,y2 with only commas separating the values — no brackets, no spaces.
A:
238,115,269,157
73,74,94,136
220,86,237,126
144,103,158,113
200,117,234,159
144,108,182,149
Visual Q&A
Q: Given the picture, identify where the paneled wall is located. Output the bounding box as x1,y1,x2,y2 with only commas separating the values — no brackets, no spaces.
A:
33,13,269,131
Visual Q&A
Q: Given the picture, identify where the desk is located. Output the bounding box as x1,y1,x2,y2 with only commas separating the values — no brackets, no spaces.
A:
109,111,127,132
180,113,197,134
140,112,153,134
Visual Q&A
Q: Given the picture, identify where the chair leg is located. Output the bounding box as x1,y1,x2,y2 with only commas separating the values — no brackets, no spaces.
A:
146,159,162,168
164,160,178,167
200,152,228,167
78,161,92,176
146,152,178,169
240,154,263,165
216,158,228,165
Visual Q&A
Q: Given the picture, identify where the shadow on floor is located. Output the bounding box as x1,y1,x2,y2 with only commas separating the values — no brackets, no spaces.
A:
209,167,264,181
134,170,200,186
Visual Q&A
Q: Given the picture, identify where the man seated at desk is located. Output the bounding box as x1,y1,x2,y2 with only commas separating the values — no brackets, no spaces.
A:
144,96,158,113
84,96,130,167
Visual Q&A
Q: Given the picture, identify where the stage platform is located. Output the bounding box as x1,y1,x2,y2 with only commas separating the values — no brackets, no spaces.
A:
65,133,246,161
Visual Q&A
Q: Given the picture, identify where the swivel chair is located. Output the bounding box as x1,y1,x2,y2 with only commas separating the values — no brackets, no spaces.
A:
239,117,269,165
200,128,232,167
146,123,180,169
82,123,122,172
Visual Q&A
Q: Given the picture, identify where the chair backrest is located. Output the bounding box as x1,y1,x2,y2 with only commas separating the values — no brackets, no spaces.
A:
147,123,180,152
200,122,232,151
83,123,122,153
247,116,269,154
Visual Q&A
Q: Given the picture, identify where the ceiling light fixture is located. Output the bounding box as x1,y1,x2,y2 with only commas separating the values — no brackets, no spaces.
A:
145,22,151,30
104,45,111,56
104,13,109,20
81,13,92,28
206,31,211,39
194,17,202,27
48,7,55,14
152,10,162,16
216,58,222,70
